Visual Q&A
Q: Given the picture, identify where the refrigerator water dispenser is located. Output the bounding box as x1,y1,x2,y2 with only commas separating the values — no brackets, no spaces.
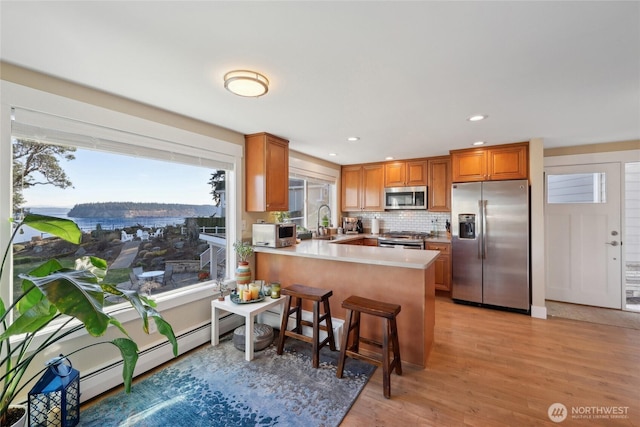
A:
458,214,476,239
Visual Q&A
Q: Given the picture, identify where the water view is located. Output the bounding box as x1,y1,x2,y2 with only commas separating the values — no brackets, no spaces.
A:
15,207,188,243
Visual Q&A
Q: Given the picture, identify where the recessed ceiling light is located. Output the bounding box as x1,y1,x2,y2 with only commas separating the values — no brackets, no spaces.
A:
346,137,360,142
467,114,488,122
385,156,394,160
328,153,337,157
472,141,485,146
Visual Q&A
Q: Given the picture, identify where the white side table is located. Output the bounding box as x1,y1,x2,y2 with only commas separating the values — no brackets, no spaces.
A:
211,295,286,361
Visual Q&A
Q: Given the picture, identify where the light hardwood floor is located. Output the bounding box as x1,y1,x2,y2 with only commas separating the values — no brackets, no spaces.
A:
341,297,640,426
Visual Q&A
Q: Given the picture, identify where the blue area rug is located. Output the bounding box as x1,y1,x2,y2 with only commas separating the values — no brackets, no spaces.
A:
80,334,375,426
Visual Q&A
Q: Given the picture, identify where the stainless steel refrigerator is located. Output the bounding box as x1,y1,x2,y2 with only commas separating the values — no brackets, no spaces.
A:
451,179,530,312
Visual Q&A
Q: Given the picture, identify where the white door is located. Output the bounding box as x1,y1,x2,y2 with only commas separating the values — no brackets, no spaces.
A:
545,162,622,308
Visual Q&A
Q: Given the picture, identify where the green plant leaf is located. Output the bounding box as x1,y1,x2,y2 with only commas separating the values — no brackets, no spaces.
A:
0,300,57,340
110,338,139,393
19,270,111,336
17,259,65,314
20,213,82,244
152,316,178,356
101,284,178,354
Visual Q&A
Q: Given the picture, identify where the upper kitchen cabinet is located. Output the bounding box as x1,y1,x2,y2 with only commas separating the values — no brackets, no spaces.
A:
341,163,384,212
384,160,427,187
427,156,451,212
245,132,289,212
451,142,528,182
487,143,528,181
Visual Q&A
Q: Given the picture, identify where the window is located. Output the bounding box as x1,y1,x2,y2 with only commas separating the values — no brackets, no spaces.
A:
288,175,335,231
8,107,235,308
287,153,339,233
547,172,607,204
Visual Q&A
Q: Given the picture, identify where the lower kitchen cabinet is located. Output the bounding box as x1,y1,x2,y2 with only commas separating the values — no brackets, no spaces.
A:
426,242,451,291
363,238,378,246
335,237,377,246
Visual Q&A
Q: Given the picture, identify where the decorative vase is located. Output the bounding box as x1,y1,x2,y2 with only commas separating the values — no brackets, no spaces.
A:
235,262,251,286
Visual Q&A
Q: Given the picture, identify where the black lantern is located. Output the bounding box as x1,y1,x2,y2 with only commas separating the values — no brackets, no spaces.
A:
28,355,80,427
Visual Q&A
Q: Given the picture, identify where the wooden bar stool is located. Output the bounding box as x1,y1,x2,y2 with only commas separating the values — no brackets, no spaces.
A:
276,284,337,368
336,295,402,399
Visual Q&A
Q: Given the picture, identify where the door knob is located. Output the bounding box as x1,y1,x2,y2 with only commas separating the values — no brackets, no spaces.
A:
605,241,619,246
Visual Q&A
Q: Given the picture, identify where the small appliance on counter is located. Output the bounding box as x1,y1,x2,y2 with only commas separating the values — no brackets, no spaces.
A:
342,217,359,234
356,217,364,233
252,222,296,248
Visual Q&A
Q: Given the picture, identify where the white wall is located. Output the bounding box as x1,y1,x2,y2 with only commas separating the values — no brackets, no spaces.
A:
530,138,546,318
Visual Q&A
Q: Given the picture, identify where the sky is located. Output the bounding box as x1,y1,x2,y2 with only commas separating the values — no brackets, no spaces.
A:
21,148,217,209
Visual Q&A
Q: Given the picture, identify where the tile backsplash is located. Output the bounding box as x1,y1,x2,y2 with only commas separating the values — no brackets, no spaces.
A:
344,211,451,235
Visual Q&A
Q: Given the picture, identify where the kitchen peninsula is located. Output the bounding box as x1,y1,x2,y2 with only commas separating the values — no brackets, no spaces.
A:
254,237,439,367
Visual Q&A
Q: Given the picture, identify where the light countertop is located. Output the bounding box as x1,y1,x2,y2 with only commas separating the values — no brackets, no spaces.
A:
253,237,440,270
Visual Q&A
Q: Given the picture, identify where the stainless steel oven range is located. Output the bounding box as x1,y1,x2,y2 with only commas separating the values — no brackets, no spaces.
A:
377,231,429,250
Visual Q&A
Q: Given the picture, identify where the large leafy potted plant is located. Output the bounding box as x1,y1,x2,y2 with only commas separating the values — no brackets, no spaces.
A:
0,214,178,426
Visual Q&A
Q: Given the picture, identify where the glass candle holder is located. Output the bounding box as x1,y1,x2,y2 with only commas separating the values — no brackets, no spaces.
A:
270,282,281,299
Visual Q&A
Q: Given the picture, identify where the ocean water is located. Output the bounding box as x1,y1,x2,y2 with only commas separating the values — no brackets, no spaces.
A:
13,207,186,243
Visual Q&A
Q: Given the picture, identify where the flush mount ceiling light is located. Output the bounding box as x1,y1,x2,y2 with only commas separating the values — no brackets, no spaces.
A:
346,136,360,142
467,114,488,122
473,141,486,146
224,70,269,97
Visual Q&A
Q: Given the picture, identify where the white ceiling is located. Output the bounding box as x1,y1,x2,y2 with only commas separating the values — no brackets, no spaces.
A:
1,1,638,165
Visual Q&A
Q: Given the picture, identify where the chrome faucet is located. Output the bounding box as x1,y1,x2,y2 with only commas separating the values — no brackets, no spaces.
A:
317,204,331,236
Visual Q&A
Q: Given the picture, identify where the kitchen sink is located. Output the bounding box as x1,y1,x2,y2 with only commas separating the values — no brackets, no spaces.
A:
314,235,338,241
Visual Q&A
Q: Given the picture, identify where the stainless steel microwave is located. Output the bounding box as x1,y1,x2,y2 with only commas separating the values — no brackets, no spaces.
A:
384,186,428,210
252,222,296,248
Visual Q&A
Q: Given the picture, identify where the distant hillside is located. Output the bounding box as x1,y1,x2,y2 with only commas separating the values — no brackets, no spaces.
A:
68,202,215,218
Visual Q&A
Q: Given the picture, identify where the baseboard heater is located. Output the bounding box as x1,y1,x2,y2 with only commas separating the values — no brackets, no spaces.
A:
80,312,244,403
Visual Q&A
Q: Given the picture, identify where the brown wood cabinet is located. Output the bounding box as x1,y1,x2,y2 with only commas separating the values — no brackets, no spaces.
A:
334,237,377,246
426,242,451,291
346,239,363,246
363,238,378,246
487,144,529,181
245,132,289,212
427,156,451,212
341,163,384,212
451,142,528,182
384,160,427,187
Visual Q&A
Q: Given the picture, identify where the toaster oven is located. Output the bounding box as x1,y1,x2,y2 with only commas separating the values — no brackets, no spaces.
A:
252,223,296,248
